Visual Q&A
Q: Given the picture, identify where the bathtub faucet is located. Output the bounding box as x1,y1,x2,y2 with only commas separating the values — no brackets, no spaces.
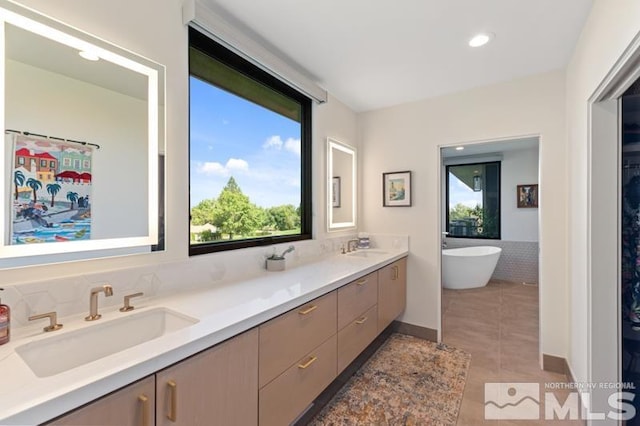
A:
441,231,449,249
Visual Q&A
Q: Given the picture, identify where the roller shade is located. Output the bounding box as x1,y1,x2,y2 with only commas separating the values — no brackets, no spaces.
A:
183,0,328,104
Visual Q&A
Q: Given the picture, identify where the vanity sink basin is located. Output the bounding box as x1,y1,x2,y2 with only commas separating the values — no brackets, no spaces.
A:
16,308,198,378
346,250,389,258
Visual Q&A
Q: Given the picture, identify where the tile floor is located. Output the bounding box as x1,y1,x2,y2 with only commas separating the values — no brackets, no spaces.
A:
442,280,584,425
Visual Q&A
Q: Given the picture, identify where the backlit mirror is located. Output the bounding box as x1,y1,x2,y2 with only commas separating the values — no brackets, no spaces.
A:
327,138,356,231
0,1,165,268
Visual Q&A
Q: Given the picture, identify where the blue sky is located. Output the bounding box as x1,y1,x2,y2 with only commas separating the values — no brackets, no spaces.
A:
449,173,482,208
190,77,302,209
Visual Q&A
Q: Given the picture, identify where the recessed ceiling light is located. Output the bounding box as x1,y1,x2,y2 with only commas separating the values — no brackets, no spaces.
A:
455,146,464,151
469,33,494,48
78,50,100,61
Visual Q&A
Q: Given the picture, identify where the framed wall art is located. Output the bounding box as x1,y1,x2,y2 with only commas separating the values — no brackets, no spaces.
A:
383,171,411,207
517,184,538,208
332,176,341,208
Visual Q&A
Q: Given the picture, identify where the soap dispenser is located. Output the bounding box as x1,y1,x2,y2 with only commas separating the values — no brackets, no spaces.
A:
0,288,9,345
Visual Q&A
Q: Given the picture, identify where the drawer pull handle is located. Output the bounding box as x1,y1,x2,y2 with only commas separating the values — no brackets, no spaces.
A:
167,380,177,422
298,355,318,369
355,316,368,325
298,305,318,315
357,278,368,286
138,394,150,426
392,265,399,280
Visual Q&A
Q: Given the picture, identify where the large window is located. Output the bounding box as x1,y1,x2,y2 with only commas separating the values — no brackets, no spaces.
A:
189,28,312,255
446,162,500,239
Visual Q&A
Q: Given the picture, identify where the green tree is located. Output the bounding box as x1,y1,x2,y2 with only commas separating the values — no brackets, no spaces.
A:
449,203,478,221
191,198,217,226
267,204,300,231
66,191,79,209
25,178,42,203
13,170,25,201
213,177,261,239
46,183,61,207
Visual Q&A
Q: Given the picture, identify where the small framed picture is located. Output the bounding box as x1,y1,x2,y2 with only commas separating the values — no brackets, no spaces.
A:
383,171,412,207
517,184,538,208
332,176,341,207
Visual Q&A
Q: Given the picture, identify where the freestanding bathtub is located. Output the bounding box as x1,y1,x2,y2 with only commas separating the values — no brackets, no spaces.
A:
442,246,502,290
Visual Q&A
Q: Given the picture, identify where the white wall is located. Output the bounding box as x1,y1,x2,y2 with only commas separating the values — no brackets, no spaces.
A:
501,147,539,242
1,2,359,284
5,60,148,241
359,71,567,359
566,0,640,390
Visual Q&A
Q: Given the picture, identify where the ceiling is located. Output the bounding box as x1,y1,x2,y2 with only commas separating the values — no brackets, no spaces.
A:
6,23,149,101
441,137,539,159
207,0,593,112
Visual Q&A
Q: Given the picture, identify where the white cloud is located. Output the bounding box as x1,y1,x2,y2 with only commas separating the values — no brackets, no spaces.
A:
284,138,300,156
450,198,482,208
263,135,301,156
196,158,249,176
226,158,249,172
263,135,283,150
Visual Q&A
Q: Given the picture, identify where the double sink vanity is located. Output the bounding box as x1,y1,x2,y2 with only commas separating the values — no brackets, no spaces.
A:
0,248,407,425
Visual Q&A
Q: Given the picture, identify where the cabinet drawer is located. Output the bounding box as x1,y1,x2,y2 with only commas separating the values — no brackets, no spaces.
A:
259,335,337,426
337,272,378,330
259,291,337,387
337,304,378,373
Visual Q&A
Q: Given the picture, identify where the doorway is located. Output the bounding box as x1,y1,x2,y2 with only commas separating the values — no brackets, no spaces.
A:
439,137,541,334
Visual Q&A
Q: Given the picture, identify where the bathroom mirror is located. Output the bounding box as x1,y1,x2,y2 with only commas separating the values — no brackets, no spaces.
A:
327,138,356,231
0,1,165,268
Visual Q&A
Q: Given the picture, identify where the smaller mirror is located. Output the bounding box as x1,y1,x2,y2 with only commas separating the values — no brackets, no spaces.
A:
327,138,356,231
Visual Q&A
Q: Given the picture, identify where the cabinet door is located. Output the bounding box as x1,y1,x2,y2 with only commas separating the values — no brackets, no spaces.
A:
378,257,407,332
156,328,259,426
47,376,155,426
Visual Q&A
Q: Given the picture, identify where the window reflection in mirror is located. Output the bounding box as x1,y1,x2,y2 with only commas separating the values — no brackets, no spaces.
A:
0,1,165,268
327,138,356,231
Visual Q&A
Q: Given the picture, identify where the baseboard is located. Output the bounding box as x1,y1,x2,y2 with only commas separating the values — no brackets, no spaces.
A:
542,353,570,375
393,320,438,342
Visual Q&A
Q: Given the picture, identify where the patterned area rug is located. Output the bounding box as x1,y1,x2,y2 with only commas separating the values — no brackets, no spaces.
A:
310,333,471,426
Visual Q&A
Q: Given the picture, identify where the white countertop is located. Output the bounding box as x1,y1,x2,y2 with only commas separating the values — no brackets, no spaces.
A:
0,249,407,425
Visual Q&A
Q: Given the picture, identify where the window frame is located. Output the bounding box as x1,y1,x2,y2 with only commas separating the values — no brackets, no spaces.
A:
445,161,501,240
188,27,312,256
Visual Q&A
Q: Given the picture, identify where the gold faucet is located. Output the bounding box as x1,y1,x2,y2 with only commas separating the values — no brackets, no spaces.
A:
347,239,359,253
85,284,113,321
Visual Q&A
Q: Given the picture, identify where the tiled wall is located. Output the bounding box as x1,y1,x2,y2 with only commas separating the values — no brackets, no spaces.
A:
2,234,407,329
444,238,538,284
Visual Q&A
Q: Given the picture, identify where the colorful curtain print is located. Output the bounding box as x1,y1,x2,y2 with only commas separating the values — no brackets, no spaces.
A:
9,133,92,244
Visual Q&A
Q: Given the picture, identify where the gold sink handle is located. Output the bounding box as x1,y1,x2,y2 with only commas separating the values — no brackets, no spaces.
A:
28,311,63,332
120,292,144,312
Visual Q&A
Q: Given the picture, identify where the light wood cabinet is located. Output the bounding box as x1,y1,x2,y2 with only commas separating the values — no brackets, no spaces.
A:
337,271,378,330
46,256,408,426
337,304,378,372
259,335,337,426
156,328,259,426
47,376,155,426
378,257,407,332
258,291,337,388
